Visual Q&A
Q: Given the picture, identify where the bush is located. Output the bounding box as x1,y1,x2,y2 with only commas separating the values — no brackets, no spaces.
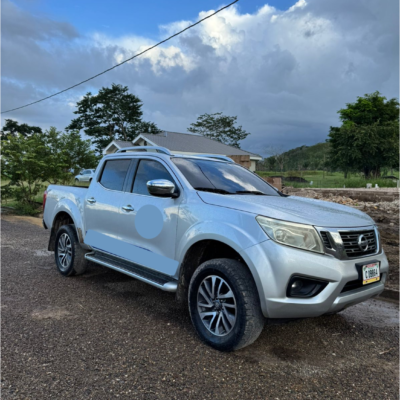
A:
14,202,41,216
1,185,15,204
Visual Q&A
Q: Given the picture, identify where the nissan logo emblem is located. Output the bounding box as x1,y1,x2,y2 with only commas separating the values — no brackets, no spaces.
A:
357,234,369,251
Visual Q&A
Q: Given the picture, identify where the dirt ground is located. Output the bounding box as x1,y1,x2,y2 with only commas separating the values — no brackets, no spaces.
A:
1,216,399,399
365,206,399,292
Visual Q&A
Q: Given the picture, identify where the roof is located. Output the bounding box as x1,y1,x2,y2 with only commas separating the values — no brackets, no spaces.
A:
112,140,133,148
136,131,262,159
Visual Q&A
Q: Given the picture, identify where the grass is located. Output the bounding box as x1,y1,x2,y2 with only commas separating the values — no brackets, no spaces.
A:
256,170,399,188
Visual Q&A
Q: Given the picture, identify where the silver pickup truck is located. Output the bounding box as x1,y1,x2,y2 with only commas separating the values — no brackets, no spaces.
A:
43,146,388,351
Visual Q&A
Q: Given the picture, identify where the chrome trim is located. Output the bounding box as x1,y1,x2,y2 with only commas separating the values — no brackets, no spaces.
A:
147,179,175,197
85,252,178,292
314,225,380,260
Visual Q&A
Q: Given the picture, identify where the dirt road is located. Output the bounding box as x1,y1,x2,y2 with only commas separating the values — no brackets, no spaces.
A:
1,217,399,399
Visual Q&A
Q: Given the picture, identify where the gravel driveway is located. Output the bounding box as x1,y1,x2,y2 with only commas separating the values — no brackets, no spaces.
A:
1,216,399,399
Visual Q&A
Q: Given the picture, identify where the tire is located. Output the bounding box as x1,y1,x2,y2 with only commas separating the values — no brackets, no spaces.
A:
189,258,265,351
54,225,87,276
89,178,92,183
74,178,79,184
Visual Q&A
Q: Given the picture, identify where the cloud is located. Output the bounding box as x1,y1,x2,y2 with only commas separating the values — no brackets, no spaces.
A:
2,0,399,156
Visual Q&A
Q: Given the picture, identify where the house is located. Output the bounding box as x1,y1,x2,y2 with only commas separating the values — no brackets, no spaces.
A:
103,131,262,172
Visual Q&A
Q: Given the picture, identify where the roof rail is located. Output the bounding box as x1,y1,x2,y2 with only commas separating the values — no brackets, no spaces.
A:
193,154,234,163
116,146,172,155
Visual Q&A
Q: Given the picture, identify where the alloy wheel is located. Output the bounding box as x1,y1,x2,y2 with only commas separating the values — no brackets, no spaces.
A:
57,233,72,271
197,275,237,336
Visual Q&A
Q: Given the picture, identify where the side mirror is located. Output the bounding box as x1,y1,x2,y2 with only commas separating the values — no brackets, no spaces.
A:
147,179,178,198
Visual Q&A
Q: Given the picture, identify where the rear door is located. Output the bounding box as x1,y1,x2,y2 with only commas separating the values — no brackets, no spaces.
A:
84,158,133,249
117,157,182,278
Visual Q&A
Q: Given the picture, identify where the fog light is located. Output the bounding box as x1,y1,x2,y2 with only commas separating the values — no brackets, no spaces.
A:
287,276,328,298
291,280,303,290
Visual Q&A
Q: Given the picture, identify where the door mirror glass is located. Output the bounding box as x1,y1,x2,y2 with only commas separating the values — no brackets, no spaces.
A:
147,179,176,197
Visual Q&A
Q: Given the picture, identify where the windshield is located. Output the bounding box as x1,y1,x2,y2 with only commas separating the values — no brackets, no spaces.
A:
172,158,279,196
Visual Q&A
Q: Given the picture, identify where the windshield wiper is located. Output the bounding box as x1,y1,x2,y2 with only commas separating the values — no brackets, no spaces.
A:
234,190,268,195
194,187,232,195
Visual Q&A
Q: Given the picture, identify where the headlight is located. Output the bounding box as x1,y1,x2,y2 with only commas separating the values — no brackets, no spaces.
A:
256,216,323,253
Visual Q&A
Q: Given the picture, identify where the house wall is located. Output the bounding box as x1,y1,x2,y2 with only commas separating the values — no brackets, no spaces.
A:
228,155,251,170
135,139,147,146
104,144,118,155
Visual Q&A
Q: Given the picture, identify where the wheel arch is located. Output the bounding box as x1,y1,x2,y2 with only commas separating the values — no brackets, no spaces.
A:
175,239,260,306
48,208,84,251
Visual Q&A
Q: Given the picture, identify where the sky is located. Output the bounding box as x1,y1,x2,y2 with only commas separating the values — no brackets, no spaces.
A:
1,0,399,156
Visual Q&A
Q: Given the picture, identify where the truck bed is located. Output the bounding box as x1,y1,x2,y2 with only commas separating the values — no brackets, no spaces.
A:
43,185,89,230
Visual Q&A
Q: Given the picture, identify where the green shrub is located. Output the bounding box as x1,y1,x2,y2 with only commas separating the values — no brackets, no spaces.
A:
14,202,41,216
1,185,15,204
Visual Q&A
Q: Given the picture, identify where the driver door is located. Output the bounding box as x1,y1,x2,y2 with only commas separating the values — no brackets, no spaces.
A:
117,157,182,278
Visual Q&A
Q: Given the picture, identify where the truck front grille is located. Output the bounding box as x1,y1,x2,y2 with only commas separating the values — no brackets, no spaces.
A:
339,230,377,258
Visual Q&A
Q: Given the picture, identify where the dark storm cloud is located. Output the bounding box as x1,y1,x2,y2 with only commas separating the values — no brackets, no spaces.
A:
1,0,399,155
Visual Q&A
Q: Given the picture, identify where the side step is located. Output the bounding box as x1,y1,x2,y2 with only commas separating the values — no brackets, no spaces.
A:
85,251,178,292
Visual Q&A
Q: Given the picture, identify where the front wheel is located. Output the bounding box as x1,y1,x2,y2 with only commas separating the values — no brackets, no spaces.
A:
74,178,79,184
189,258,265,351
55,225,87,276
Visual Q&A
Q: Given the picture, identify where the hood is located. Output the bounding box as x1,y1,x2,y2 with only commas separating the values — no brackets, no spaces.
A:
197,192,375,228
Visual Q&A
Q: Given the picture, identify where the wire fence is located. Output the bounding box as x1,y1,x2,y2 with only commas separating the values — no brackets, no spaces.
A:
284,179,399,189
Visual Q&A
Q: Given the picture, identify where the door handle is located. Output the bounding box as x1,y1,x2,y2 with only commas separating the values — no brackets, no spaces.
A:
122,205,134,212
87,197,96,204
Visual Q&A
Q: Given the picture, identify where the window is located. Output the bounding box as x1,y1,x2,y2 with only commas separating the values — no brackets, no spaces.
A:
172,158,279,196
133,159,175,196
99,159,131,191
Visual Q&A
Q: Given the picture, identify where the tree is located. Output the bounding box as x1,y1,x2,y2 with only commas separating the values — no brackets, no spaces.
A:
338,91,399,126
328,122,399,178
1,128,98,205
328,92,399,178
187,112,250,148
66,83,161,153
1,119,42,139
268,156,276,171
265,146,286,172
43,127,99,184
1,133,49,205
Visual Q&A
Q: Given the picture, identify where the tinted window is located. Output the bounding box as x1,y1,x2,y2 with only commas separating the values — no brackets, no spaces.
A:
133,160,175,196
172,158,279,196
100,159,131,191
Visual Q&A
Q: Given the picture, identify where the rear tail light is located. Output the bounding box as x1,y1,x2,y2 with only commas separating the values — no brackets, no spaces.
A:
43,190,48,211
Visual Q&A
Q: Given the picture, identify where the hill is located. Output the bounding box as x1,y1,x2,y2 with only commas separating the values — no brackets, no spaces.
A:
261,142,330,171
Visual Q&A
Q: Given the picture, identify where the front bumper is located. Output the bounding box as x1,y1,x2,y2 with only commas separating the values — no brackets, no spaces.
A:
240,239,389,319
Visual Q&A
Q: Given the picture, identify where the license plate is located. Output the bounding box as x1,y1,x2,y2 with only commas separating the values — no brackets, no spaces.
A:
362,262,380,285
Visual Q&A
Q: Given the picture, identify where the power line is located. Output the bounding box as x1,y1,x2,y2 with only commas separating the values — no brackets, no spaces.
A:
2,1,239,115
